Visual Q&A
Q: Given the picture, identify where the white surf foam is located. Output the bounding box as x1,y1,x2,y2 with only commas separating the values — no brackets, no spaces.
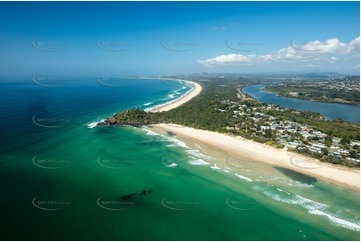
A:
286,180,314,188
141,127,160,136
165,136,189,149
188,159,210,166
210,163,221,170
87,119,105,129
87,122,98,129
140,128,190,149
309,210,360,231
235,173,253,182
185,149,213,160
147,130,160,136
166,163,178,168
251,185,360,231
253,185,327,210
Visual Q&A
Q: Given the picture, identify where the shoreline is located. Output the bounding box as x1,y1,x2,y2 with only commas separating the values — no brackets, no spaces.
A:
151,123,360,191
88,78,202,128
147,79,202,112
96,77,359,191
142,78,359,191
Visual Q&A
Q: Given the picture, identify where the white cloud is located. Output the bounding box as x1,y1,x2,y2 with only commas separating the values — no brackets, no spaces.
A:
290,37,359,54
198,37,360,67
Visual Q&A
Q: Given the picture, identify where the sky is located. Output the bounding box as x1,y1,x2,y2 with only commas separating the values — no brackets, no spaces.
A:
0,1,359,76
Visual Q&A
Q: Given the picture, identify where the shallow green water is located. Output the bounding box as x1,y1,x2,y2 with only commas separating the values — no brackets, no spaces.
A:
0,78,359,240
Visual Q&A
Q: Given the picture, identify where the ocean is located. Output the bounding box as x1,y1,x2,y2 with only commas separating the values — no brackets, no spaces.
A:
0,77,359,240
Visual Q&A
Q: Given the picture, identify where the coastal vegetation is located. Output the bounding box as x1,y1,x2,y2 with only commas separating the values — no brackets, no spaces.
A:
104,109,155,125
102,76,360,167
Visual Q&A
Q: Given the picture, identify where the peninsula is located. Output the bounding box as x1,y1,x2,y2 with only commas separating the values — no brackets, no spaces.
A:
100,77,360,190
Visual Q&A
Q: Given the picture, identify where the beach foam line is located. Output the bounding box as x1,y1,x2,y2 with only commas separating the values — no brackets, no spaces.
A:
286,180,314,188
185,149,213,160
147,79,202,113
143,102,153,106
254,185,327,211
141,127,161,136
147,131,160,136
146,130,160,136
146,88,191,112
251,184,360,231
235,173,253,182
309,209,360,231
164,136,189,149
211,163,221,170
188,159,210,166
144,81,192,112
141,126,191,149
276,188,291,195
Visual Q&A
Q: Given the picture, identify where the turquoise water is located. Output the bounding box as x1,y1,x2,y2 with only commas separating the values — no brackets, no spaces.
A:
0,77,359,240
243,84,360,123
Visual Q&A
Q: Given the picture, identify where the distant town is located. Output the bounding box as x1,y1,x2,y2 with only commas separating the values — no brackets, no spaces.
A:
264,76,359,105
164,73,360,167
219,99,360,165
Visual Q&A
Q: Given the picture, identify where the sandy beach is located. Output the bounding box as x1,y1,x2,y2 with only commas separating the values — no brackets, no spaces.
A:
145,78,359,191
148,79,202,112
152,124,360,190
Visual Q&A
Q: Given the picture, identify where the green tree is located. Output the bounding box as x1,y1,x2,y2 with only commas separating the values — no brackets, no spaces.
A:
265,128,272,138
340,136,350,145
349,150,359,159
321,148,329,156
